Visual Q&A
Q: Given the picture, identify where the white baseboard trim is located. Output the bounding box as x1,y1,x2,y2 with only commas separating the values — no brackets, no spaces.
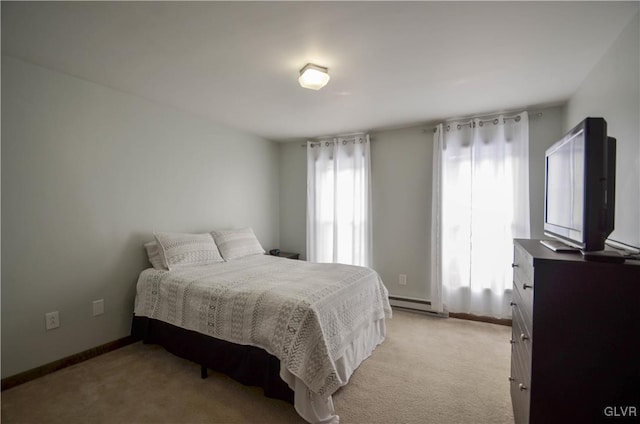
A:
389,296,449,317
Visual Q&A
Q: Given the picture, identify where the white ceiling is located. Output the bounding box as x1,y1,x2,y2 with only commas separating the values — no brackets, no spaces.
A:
2,1,638,141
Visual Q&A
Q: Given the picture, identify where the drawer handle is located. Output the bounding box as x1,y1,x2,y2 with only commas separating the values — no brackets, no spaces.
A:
518,383,528,391
510,339,516,344
511,263,518,268
520,333,529,341
522,283,532,290
508,377,515,382
510,301,517,307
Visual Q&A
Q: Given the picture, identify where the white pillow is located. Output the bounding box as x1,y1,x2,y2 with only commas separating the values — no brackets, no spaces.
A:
153,232,224,270
144,241,166,270
211,227,265,261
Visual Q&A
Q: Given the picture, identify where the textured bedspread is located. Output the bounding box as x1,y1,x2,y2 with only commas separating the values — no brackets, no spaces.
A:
134,255,391,397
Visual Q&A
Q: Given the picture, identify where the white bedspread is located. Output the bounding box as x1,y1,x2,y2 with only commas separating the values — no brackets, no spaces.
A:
134,255,391,400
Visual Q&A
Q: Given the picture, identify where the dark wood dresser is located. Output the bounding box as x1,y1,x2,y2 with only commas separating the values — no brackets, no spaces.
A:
510,239,640,423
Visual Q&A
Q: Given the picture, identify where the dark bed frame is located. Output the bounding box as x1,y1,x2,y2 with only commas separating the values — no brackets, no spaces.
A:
131,316,294,404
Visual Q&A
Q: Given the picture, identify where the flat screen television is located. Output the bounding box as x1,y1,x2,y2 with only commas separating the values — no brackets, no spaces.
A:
543,117,616,252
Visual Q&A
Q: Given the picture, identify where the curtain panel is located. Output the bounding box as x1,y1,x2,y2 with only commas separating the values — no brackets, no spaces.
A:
431,113,530,319
306,134,372,267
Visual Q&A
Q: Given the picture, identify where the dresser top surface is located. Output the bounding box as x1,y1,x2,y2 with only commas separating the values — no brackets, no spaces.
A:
515,239,640,268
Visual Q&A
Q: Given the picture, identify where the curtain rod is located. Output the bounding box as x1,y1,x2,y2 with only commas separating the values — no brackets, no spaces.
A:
300,135,369,148
429,111,543,133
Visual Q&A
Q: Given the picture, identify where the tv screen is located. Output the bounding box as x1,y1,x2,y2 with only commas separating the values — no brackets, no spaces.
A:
543,117,616,252
545,130,585,241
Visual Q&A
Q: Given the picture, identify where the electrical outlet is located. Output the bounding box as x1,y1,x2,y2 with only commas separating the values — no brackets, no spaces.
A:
45,311,60,330
399,274,407,285
93,299,105,316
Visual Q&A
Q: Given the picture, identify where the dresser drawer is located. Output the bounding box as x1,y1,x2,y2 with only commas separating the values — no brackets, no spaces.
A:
513,243,533,283
510,342,531,424
511,303,532,424
511,302,532,372
512,244,534,320
511,284,532,337
510,368,531,424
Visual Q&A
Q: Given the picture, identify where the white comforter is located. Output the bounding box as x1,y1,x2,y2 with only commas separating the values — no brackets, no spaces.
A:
134,255,391,400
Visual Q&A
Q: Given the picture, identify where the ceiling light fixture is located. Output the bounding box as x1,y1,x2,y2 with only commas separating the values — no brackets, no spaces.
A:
298,63,330,90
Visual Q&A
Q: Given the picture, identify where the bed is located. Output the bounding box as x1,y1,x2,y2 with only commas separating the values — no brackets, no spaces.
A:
133,232,391,424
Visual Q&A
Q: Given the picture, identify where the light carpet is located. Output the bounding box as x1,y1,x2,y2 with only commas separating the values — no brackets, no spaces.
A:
1,309,514,423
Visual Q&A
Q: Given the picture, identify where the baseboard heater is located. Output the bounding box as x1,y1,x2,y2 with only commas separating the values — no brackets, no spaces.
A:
388,296,448,317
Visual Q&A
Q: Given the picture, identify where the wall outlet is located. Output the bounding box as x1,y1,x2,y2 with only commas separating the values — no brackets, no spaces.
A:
92,299,105,316
399,274,407,285
45,311,60,330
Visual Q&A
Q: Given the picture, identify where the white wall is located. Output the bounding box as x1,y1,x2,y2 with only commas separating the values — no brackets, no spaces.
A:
277,106,564,301
279,141,307,259
369,126,432,300
1,56,280,378
565,12,640,250
529,107,565,239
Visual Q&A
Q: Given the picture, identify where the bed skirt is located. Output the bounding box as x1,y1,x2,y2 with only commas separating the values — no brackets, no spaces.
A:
132,314,387,424
131,315,294,404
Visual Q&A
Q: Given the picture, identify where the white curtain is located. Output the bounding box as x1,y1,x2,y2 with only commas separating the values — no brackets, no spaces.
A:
431,112,530,319
307,134,372,266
